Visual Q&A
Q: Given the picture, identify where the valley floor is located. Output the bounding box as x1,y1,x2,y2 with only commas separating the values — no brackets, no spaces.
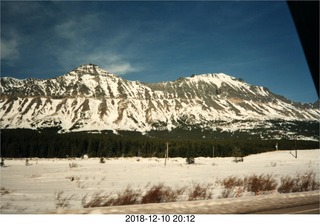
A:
0,149,319,214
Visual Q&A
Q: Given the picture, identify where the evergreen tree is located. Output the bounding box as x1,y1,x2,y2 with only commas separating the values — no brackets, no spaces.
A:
232,146,243,162
47,143,55,158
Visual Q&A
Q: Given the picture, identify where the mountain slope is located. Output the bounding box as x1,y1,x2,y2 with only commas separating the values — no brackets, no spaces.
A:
0,64,319,139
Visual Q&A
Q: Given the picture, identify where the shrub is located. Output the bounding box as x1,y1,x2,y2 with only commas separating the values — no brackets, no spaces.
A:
245,174,277,195
1,187,10,195
82,184,187,208
219,172,319,197
54,190,75,209
0,202,12,210
141,184,178,204
107,186,141,206
270,161,277,167
278,171,319,193
299,171,319,191
277,176,295,193
186,157,195,164
222,176,244,189
232,147,243,163
220,176,244,198
188,183,212,201
82,186,141,208
220,187,243,198
69,162,79,169
81,193,108,208
82,193,109,208
220,174,277,197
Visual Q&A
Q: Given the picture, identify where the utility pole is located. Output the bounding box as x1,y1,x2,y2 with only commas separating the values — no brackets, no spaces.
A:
295,137,297,159
213,146,215,158
164,142,169,166
289,137,298,159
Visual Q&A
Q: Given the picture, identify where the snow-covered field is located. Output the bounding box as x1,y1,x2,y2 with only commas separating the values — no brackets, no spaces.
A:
1,149,319,214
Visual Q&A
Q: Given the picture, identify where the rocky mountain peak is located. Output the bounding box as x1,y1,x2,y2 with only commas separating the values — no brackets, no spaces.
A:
68,63,112,77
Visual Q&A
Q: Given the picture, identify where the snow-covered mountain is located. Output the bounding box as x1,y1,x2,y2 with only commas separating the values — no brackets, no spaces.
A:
0,64,319,139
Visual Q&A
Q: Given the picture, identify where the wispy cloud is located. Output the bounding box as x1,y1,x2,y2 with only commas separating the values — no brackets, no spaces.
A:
81,51,143,74
51,14,143,75
51,42,143,75
1,1,50,63
1,29,21,61
2,1,42,16
54,14,98,41
107,63,142,74
1,38,19,60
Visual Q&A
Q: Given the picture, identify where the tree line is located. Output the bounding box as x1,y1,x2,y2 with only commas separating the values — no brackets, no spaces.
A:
1,129,318,158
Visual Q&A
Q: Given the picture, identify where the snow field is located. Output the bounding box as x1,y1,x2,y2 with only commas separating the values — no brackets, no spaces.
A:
1,149,319,213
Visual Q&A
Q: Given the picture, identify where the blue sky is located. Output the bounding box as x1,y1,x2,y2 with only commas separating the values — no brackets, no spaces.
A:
1,1,318,103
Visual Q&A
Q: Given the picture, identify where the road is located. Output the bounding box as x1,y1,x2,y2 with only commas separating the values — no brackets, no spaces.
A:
254,203,320,214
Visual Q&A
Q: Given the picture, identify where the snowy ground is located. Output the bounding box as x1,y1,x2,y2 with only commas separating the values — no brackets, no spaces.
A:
1,149,319,214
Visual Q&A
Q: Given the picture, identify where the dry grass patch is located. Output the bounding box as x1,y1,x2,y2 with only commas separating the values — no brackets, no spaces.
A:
54,190,75,209
68,162,79,169
141,183,184,204
81,171,320,208
188,183,213,201
82,186,141,208
142,184,188,204
245,174,277,195
82,184,187,208
82,192,108,208
220,174,277,198
278,171,319,193
108,186,141,206
1,187,11,195
219,176,244,198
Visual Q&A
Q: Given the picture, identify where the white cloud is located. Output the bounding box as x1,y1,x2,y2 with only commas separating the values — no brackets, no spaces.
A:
54,14,100,41
52,43,143,75
51,16,143,75
54,16,96,42
1,39,19,60
80,52,143,75
107,62,142,75
54,20,78,40
47,10,146,76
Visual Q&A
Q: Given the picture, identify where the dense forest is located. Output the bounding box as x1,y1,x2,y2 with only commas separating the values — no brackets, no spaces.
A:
1,128,318,158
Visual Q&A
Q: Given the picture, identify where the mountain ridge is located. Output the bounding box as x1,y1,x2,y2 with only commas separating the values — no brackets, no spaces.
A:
0,64,319,140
